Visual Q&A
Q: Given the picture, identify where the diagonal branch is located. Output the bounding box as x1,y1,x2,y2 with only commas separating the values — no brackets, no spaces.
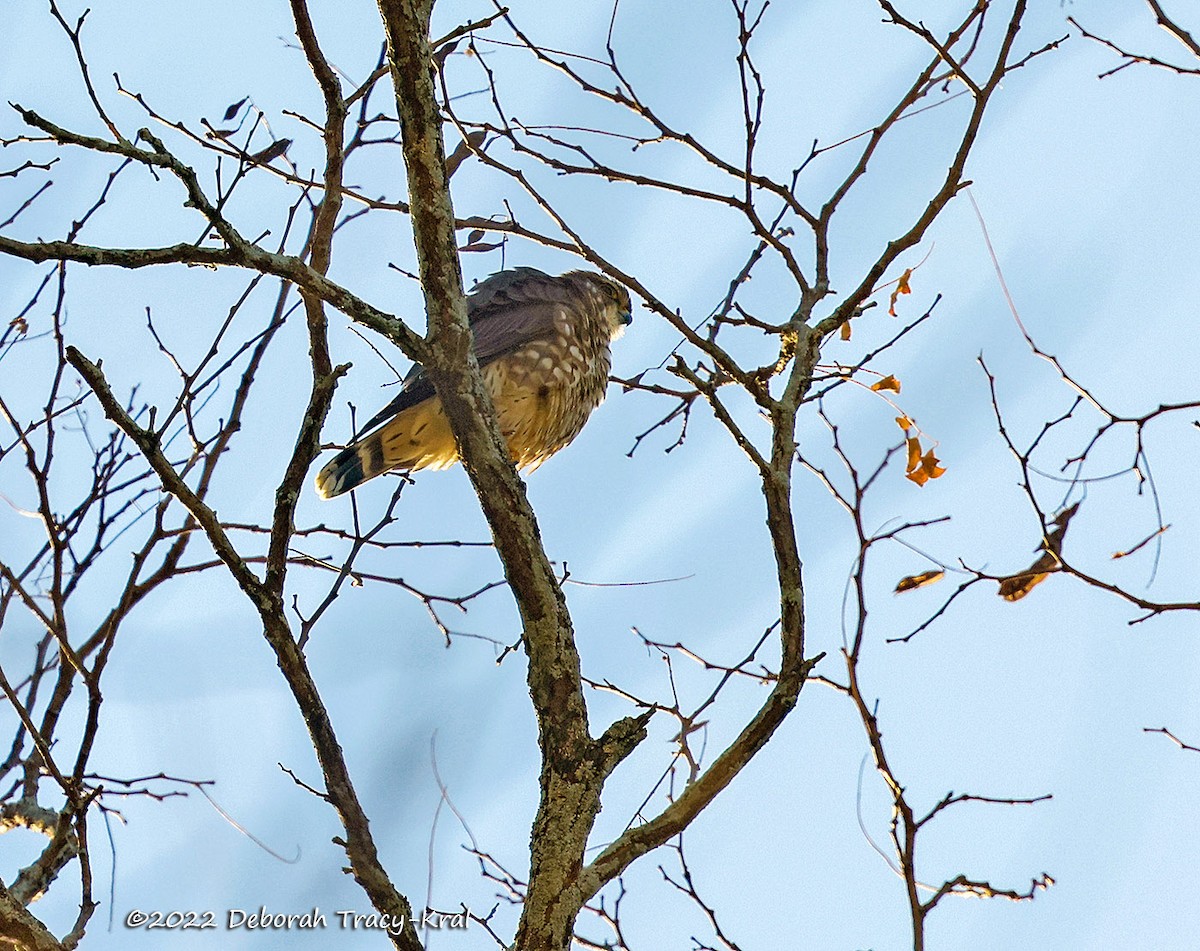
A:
64,345,421,950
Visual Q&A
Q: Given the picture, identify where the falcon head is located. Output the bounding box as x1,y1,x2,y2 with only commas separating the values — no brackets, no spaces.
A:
580,272,633,341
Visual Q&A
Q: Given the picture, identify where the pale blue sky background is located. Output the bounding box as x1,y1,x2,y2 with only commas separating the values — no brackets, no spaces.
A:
3,2,1200,949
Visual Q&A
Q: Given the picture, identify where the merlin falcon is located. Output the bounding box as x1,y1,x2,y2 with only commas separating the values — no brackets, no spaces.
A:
315,268,632,499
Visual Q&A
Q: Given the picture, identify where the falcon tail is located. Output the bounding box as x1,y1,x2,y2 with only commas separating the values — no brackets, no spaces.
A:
315,401,459,499
315,441,373,499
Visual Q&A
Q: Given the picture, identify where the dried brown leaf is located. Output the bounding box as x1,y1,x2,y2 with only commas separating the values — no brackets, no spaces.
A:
249,138,292,164
998,570,1051,601
446,129,487,178
894,569,944,594
889,267,913,316
223,97,248,122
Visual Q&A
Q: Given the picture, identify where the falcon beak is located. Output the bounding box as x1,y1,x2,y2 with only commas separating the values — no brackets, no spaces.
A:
610,306,632,340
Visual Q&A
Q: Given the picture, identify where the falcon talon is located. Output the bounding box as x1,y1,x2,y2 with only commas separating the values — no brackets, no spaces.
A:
316,268,632,499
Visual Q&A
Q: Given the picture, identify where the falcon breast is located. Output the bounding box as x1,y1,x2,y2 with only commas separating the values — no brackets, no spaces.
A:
316,268,632,499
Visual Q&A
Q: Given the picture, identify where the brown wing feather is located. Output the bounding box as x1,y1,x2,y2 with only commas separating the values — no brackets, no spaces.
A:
356,268,567,435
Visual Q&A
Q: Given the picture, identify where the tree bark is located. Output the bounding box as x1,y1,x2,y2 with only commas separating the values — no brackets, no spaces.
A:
374,3,634,948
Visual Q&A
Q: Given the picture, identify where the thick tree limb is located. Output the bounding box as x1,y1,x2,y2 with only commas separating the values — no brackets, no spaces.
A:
375,2,642,948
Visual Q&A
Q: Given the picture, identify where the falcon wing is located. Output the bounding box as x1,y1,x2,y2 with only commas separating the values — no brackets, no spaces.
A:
356,268,568,434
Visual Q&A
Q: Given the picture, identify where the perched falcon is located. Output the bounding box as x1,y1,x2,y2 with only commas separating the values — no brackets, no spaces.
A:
315,268,632,499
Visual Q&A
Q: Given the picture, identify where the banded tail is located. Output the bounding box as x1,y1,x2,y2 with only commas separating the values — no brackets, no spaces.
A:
315,440,375,500
315,399,458,499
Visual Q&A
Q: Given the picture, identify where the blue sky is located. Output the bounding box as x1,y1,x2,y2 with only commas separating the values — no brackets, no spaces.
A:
3,2,1200,949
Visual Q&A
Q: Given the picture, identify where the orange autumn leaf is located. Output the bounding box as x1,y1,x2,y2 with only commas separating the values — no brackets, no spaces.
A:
889,267,913,316
906,467,931,486
840,319,853,341
871,374,901,393
896,417,944,487
906,447,946,486
894,569,945,594
905,436,922,472
923,449,946,479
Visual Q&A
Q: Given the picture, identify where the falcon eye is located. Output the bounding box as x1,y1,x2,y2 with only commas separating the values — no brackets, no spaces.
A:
600,281,629,308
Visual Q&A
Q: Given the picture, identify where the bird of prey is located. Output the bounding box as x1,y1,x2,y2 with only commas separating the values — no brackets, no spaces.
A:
315,268,632,499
